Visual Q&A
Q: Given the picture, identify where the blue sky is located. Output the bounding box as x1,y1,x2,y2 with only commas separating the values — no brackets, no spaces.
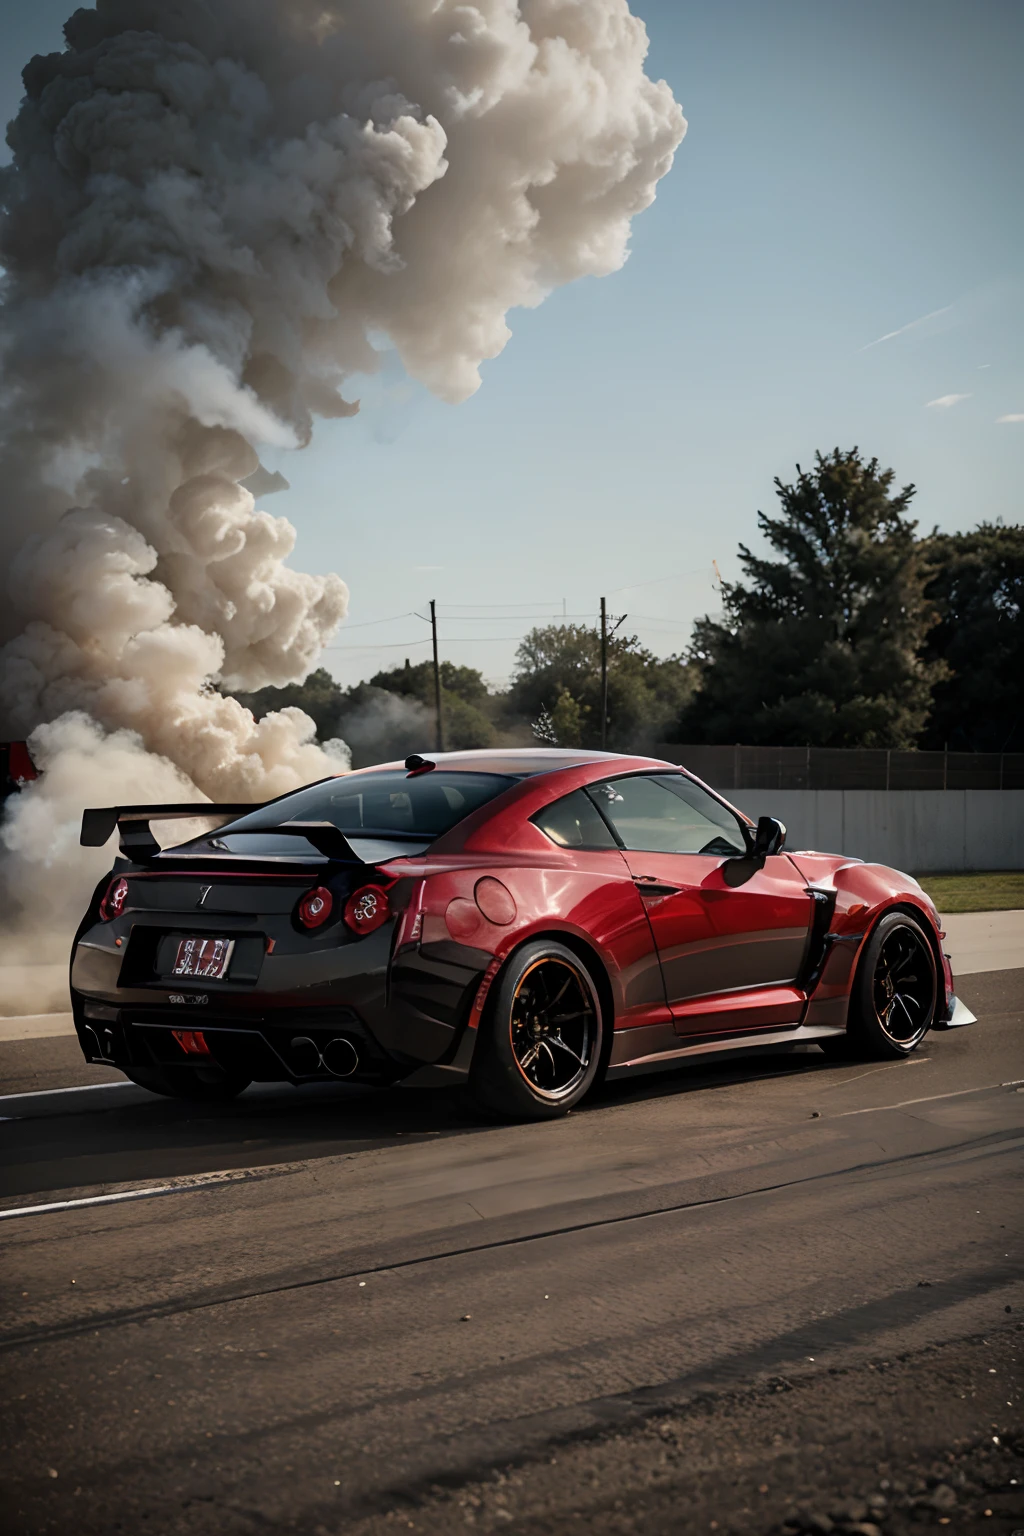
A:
2,0,1022,690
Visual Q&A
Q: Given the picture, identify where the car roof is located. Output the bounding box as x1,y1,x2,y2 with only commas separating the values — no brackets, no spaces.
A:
347,748,675,778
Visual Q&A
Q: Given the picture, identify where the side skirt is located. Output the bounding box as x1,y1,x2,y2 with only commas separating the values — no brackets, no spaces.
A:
605,1022,846,1080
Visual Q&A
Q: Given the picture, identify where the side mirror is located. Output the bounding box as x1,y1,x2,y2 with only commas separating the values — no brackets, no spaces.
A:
752,815,786,859
724,815,788,886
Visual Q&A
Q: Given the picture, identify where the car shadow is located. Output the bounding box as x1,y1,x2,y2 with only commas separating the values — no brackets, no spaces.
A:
591,1041,837,1110
0,1043,840,1201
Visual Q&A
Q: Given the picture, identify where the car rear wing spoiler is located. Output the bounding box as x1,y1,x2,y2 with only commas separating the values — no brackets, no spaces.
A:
81,804,263,860
80,805,366,862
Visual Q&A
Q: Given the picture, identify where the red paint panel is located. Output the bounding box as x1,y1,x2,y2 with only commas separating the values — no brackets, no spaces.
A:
445,897,484,943
420,853,670,1031
618,850,813,1033
474,876,516,926
670,985,805,1034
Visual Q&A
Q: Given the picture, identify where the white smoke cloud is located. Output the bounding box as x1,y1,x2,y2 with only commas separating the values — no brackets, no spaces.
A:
339,689,435,769
0,0,685,1002
0,714,206,1014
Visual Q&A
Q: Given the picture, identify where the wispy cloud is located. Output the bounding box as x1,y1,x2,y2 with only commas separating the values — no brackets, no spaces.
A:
926,393,971,409
860,304,952,351
997,413,1024,424
977,363,991,370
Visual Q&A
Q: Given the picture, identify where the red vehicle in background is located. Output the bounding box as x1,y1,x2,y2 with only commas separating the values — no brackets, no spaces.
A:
71,749,974,1120
1,740,38,806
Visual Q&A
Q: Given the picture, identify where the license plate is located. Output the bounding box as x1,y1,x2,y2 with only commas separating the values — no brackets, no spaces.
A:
171,937,235,979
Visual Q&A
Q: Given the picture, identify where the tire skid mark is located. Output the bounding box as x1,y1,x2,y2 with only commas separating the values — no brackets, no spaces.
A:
2,1121,1020,1355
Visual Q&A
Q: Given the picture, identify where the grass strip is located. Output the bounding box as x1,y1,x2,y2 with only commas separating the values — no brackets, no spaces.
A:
916,870,1024,913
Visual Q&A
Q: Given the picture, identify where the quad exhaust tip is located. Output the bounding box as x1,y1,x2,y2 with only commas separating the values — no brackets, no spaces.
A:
289,1034,359,1079
84,1024,117,1061
322,1036,359,1078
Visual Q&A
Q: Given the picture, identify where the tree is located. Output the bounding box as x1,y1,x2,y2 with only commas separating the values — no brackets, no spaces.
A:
674,448,944,748
230,657,497,765
367,659,496,750
369,658,490,709
508,623,694,750
230,667,347,741
919,522,1024,752
550,686,587,747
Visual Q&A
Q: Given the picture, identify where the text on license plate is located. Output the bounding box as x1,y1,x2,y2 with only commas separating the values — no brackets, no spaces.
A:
172,937,235,979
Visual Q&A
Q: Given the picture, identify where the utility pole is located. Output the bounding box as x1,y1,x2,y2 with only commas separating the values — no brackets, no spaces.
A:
600,596,608,750
429,599,444,753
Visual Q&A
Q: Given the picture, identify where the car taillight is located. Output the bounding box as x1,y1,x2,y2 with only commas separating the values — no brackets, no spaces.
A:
99,876,129,922
343,884,391,936
297,886,333,929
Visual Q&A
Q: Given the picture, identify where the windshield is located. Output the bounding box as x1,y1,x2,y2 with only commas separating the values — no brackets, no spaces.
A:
209,771,515,842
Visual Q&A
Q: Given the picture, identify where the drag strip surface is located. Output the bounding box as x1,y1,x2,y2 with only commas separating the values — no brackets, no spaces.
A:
0,969,1021,1536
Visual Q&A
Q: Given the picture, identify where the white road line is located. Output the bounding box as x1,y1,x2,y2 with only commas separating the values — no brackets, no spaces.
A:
817,1057,931,1093
0,1186,185,1220
837,1082,1019,1116
0,1166,284,1222
0,1081,135,1105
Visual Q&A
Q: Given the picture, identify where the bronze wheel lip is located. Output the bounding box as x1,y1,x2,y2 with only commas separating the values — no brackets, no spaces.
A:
509,955,597,1102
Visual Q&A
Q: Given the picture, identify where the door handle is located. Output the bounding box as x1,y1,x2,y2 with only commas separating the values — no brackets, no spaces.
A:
633,877,684,898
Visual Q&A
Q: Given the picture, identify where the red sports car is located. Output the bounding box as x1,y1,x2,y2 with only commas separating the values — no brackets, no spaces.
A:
72,749,974,1119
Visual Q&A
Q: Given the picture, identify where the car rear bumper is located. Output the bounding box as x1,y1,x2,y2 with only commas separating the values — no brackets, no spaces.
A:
75,1003,400,1084
69,926,492,1086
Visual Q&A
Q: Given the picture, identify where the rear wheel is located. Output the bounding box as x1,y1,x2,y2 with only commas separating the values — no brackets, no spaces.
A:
839,912,938,1061
468,941,605,1121
125,1065,251,1102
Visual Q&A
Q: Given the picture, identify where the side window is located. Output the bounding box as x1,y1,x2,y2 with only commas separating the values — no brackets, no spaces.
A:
532,788,619,850
586,775,747,855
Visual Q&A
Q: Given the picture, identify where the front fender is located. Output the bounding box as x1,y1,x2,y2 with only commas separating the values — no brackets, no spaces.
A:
797,860,945,1030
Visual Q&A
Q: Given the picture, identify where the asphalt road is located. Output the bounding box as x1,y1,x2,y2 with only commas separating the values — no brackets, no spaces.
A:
1,968,1022,1536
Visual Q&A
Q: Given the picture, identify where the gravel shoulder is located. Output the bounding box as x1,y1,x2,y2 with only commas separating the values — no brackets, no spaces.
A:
342,1327,1023,1536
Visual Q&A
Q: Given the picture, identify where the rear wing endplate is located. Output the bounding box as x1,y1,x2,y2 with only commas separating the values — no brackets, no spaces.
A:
81,804,260,860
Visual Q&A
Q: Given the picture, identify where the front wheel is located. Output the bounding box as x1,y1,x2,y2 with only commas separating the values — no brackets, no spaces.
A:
844,911,938,1060
125,1065,252,1102
468,941,606,1121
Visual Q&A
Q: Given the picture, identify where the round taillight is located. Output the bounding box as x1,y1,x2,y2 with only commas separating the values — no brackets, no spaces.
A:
100,876,129,922
343,884,391,936
297,887,333,929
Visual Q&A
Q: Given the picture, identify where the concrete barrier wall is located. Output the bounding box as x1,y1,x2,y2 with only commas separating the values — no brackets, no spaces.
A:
722,789,1024,872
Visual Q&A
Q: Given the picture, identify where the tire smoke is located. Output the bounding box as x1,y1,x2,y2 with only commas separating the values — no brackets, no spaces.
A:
0,0,684,1009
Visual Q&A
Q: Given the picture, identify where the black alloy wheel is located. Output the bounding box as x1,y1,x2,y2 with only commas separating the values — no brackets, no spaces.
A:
468,940,606,1120
510,955,597,1101
871,925,935,1042
841,910,938,1060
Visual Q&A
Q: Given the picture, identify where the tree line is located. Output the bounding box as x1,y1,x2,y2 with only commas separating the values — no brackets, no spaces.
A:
232,448,1023,763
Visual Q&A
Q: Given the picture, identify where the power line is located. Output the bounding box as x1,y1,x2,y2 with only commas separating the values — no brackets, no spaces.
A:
623,617,699,630
337,610,417,629
434,611,598,622
322,637,432,652
604,565,716,596
439,599,572,611
323,635,540,652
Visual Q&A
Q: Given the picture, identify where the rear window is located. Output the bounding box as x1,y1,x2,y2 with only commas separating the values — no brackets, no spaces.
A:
210,771,514,842
532,789,618,850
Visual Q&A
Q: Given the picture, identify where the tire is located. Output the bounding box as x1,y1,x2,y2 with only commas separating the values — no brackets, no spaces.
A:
468,941,606,1121
126,1064,251,1102
842,911,938,1060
